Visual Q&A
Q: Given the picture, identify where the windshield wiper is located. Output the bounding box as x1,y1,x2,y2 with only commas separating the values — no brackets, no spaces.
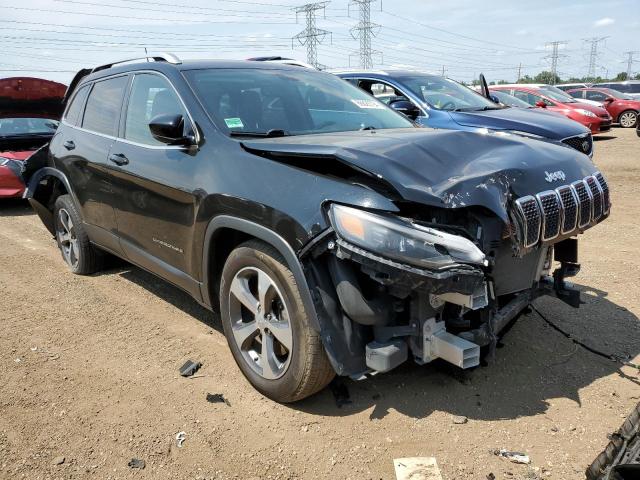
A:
229,129,289,138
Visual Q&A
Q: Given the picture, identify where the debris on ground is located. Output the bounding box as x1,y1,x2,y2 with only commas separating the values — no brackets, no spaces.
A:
494,449,531,464
128,458,145,469
206,393,230,406
452,415,468,424
486,473,496,480
329,379,352,408
176,431,186,448
393,457,443,480
179,360,202,377
52,456,65,465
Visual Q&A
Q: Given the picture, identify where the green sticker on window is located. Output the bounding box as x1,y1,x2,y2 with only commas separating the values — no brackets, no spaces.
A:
224,117,244,129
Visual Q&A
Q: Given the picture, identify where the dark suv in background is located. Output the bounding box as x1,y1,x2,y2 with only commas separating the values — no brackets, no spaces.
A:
24,55,611,402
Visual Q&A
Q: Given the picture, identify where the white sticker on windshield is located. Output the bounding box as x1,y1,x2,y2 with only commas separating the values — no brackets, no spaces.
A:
351,99,385,110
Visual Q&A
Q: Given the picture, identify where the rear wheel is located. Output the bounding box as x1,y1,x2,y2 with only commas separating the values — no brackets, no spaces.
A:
618,110,638,128
219,240,334,402
53,194,103,275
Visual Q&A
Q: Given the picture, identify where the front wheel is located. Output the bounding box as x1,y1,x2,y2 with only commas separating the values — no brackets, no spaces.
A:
53,194,103,275
618,110,638,128
219,240,334,402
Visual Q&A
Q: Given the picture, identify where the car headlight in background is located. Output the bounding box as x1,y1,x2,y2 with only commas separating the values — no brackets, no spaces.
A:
328,204,486,270
575,109,597,118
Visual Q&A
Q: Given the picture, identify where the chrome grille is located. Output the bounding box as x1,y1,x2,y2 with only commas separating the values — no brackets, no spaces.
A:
595,171,610,214
556,185,578,233
536,191,561,241
586,176,603,221
514,196,541,248
572,180,592,228
512,172,610,249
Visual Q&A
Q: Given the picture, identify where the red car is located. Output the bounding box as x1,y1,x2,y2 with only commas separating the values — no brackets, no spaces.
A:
0,77,66,198
566,87,640,128
490,84,613,134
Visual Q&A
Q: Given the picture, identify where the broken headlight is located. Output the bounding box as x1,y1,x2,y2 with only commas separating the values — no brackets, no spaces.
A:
329,204,486,270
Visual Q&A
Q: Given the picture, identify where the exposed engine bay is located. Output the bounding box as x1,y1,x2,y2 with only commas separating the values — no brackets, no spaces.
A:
301,172,611,377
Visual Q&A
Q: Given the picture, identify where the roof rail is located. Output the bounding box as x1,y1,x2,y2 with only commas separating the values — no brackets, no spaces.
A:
92,52,182,73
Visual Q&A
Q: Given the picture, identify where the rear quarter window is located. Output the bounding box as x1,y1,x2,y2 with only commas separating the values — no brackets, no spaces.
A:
82,75,129,136
64,85,89,126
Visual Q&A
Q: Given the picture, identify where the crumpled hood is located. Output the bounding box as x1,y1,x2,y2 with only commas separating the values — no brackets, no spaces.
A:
242,128,598,222
449,107,589,139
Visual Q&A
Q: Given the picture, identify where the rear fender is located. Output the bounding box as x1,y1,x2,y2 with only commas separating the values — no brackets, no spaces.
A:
24,167,77,236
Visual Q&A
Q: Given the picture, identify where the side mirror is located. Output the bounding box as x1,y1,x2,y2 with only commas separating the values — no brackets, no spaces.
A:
149,114,195,146
490,95,500,104
604,97,615,104
389,100,420,119
535,100,547,108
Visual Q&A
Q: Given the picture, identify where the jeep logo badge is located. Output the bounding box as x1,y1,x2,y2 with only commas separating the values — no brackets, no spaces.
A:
544,170,566,183
582,140,590,152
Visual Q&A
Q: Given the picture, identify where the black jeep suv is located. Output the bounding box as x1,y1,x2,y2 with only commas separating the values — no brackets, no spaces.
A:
24,55,611,402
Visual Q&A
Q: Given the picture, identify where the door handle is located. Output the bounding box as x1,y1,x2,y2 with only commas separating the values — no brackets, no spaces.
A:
109,153,129,166
63,140,75,150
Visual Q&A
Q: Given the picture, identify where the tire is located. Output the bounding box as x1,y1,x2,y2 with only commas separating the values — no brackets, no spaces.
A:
53,194,103,275
219,239,335,402
618,109,638,128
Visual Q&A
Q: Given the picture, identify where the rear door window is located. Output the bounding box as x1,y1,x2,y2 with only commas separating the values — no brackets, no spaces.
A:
64,85,90,126
124,73,186,146
568,90,584,99
82,75,128,136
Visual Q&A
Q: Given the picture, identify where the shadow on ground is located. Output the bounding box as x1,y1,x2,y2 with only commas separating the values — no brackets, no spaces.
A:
84,261,640,423
594,134,618,141
0,199,33,217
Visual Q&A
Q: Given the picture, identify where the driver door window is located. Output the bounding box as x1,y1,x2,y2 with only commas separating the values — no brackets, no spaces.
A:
585,90,608,102
124,73,186,146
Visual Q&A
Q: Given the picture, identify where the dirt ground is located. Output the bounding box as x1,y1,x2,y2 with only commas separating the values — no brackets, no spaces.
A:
1,128,639,480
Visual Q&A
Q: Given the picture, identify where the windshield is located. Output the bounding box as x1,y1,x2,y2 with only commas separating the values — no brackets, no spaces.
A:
183,68,413,136
0,117,58,137
491,90,532,108
538,86,578,103
397,75,502,111
600,88,633,100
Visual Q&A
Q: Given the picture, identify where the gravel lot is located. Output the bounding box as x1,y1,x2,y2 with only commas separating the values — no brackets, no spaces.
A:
1,128,639,480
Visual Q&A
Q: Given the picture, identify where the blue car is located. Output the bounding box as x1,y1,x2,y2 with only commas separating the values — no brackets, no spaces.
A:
335,70,594,157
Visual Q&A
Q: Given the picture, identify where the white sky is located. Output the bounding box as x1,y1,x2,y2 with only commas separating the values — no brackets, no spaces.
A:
1,0,639,85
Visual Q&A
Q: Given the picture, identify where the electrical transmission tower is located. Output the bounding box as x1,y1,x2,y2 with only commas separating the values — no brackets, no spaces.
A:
624,51,639,79
349,0,381,69
584,36,609,80
293,2,331,70
544,40,567,84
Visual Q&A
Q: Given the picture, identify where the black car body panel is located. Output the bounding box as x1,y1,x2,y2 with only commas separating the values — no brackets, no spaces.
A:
241,128,596,222
24,58,611,387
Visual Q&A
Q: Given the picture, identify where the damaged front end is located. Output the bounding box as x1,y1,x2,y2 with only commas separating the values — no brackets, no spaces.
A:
301,175,611,378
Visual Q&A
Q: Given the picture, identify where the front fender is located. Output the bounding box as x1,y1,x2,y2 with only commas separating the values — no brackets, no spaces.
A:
201,215,321,332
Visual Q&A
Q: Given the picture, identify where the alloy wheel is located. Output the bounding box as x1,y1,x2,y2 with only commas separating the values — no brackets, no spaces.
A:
619,111,637,128
228,266,293,380
56,208,80,268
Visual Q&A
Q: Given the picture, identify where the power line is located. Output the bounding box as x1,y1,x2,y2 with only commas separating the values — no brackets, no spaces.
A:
624,51,639,79
52,0,294,19
544,40,567,84
584,36,609,80
349,0,381,69
0,5,295,24
293,2,331,69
